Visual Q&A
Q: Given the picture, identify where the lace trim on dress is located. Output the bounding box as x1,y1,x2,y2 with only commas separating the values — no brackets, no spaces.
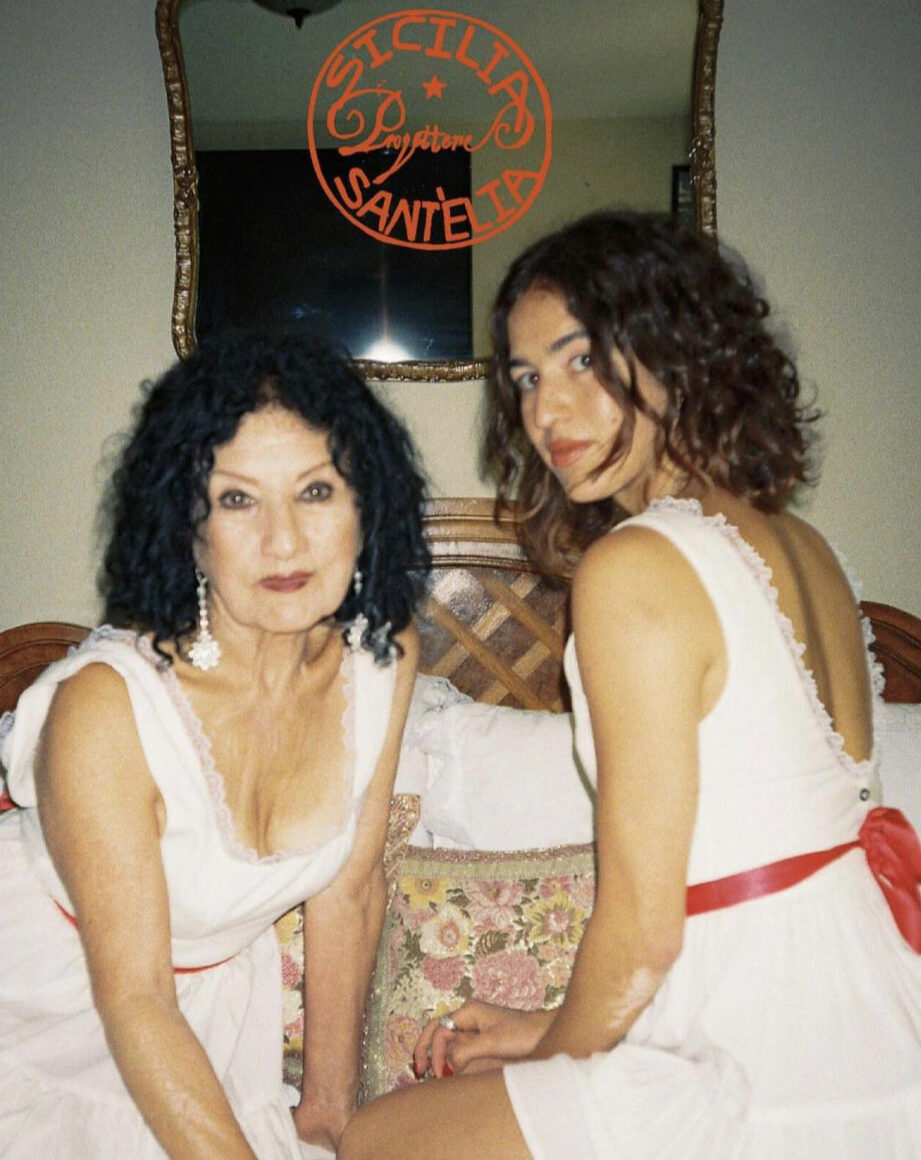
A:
84,624,134,647
341,643,358,794
862,618,887,701
70,628,357,866
152,638,357,866
647,497,878,781
0,710,14,750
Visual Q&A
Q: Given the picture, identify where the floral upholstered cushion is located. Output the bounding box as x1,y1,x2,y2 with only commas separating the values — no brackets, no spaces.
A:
359,842,595,1101
276,841,596,1096
276,906,305,1090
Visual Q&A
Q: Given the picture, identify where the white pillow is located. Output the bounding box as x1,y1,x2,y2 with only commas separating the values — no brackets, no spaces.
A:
397,684,921,853
876,701,921,835
416,700,595,851
392,674,472,845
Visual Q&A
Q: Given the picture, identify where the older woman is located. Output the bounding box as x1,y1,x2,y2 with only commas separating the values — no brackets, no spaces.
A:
339,212,921,1159
0,332,429,1159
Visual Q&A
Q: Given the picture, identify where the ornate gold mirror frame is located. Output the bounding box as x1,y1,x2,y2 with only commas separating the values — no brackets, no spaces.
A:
155,0,723,375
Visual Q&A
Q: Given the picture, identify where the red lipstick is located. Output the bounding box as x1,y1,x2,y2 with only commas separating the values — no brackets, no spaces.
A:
260,572,311,592
548,440,591,469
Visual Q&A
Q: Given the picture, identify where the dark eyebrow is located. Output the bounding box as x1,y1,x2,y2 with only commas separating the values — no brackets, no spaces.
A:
550,327,589,352
210,459,335,486
508,328,588,368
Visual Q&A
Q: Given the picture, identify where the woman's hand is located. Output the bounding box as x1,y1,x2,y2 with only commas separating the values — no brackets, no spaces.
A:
414,1002,556,1079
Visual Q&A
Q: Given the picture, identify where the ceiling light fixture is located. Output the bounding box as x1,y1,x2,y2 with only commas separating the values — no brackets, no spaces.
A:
251,1,341,30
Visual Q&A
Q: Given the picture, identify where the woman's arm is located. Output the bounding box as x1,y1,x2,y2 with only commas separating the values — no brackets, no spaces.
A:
415,528,724,1078
528,526,723,1060
36,663,259,1160
293,626,420,1149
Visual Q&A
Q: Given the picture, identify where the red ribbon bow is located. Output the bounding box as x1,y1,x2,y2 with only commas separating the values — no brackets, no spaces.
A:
686,805,921,954
859,806,921,952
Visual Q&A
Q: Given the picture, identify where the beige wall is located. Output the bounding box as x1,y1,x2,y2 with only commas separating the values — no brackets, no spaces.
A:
471,115,690,351
717,0,921,616
1,0,919,629
0,2,176,629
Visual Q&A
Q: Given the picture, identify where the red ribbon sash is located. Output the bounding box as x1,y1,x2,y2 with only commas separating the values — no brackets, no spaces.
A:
686,806,921,953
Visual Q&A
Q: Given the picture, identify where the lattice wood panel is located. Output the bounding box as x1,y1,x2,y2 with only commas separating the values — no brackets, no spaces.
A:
418,565,570,711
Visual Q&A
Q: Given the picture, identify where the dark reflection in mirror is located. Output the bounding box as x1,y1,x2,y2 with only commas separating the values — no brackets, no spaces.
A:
196,148,474,360
156,0,723,376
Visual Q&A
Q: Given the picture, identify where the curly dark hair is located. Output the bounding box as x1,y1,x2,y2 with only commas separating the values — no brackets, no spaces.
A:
484,210,820,574
100,331,430,664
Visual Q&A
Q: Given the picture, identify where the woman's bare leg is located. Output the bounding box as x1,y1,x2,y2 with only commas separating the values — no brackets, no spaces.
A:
338,1070,532,1160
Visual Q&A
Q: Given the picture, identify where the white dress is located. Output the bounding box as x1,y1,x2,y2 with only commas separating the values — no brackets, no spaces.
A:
0,627,396,1160
503,498,921,1160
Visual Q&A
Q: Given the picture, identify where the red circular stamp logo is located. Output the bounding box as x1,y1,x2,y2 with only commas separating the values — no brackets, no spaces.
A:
308,9,552,250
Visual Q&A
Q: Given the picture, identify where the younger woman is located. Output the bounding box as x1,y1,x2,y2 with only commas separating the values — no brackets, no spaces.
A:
340,212,921,1160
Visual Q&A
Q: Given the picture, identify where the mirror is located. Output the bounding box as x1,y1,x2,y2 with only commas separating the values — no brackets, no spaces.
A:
156,0,723,377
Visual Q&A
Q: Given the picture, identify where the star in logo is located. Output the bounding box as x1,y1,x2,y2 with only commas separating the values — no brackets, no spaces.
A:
422,75,446,99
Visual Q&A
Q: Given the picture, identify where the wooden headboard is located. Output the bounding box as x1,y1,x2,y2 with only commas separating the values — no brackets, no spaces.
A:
1,498,920,716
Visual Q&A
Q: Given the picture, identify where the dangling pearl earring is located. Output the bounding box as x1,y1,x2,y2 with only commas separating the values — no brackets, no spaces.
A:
345,567,368,652
346,612,370,653
189,569,221,671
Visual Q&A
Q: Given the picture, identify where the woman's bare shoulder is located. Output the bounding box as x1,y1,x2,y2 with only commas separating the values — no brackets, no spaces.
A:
41,661,147,780
765,509,858,603
36,663,163,853
48,661,133,719
780,508,837,555
575,523,711,619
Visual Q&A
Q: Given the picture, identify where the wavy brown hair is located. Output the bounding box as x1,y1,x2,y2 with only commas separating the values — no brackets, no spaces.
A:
484,211,819,575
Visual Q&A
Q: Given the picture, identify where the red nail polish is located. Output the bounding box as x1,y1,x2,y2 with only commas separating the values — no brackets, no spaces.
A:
442,1064,454,1077
412,1060,424,1079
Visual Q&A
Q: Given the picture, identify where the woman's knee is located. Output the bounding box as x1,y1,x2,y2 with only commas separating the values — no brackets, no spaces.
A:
337,1108,380,1160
